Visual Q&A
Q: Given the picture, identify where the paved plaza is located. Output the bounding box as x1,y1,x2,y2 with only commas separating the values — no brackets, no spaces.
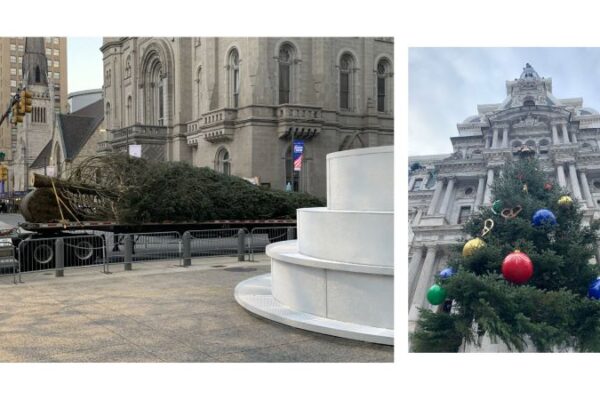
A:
0,254,393,362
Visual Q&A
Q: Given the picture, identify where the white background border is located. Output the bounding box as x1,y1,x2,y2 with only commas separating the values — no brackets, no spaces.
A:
4,0,599,399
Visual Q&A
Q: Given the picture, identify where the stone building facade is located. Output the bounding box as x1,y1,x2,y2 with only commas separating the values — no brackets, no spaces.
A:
0,37,67,162
408,64,600,333
100,37,394,197
11,38,57,192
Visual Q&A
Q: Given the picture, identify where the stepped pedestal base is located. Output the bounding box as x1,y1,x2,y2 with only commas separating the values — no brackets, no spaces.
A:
235,241,394,345
235,274,394,345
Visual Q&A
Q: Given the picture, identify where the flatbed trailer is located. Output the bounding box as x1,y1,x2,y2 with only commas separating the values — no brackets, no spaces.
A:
18,218,297,235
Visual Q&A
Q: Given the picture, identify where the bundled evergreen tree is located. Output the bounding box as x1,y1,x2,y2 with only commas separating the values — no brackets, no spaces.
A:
21,154,325,224
411,156,600,352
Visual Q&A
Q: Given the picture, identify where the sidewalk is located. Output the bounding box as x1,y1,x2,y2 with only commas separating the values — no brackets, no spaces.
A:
0,254,393,362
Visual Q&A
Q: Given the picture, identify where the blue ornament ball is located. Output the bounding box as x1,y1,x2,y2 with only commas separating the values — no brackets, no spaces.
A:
532,208,557,227
439,267,455,280
589,278,600,300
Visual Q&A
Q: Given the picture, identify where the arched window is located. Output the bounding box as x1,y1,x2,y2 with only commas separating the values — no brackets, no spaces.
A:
229,49,240,108
339,53,355,110
126,96,132,126
278,44,294,104
105,102,111,129
523,96,535,107
377,59,391,112
143,54,166,126
35,66,41,83
53,142,62,178
196,67,202,118
215,147,231,175
124,55,131,78
157,68,165,125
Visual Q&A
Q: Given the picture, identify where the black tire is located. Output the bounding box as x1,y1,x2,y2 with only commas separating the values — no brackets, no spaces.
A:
20,242,55,272
65,236,104,266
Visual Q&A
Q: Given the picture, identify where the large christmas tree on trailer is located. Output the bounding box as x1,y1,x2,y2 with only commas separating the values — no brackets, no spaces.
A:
20,154,325,224
411,155,600,352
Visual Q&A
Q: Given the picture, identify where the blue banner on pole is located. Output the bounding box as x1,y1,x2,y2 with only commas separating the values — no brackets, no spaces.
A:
293,140,304,171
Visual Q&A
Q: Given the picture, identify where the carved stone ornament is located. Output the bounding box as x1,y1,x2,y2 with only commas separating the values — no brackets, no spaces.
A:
513,113,546,129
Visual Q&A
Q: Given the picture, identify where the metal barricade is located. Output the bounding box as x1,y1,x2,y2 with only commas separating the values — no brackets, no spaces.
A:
123,231,183,267
0,244,18,284
17,234,108,279
184,228,249,261
249,226,296,261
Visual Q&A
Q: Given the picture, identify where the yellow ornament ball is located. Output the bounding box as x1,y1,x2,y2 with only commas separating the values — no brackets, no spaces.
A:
558,195,573,207
463,238,486,257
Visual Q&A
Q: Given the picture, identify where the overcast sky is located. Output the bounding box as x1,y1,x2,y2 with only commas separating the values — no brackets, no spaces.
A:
66,37,103,93
409,48,600,156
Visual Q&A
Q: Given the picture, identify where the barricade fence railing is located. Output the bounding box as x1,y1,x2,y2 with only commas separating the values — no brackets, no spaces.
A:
249,226,296,261
0,245,18,284
181,228,249,266
16,234,108,280
123,231,182,267
8,226,296,281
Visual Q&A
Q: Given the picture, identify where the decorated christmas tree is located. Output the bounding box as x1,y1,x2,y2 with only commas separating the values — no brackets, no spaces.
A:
411,155,600,352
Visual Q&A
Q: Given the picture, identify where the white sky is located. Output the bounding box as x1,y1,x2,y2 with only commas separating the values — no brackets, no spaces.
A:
66,37,103,93
409,47,600,156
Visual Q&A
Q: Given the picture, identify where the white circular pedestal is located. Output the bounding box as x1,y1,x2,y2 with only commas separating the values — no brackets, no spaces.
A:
235,146,394,346
235,241,394,345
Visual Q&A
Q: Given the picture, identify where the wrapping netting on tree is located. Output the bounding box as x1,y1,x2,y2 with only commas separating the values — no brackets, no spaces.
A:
411,157,600,352
21,154,325,224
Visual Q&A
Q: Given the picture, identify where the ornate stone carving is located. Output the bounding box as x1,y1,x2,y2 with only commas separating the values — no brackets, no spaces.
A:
513,113,546,129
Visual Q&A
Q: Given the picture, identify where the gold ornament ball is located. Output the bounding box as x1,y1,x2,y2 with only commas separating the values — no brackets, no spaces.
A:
558,195,573,207
463,238,486,257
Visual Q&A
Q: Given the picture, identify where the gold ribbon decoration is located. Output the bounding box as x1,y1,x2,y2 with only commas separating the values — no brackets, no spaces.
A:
481,218,494,237
501,206,523,220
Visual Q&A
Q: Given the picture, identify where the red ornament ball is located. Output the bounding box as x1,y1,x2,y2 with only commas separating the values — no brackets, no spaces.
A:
502,250,534,284
544,182,553,191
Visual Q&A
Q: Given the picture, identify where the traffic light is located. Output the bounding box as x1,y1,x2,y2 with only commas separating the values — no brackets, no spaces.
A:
19,89,32,115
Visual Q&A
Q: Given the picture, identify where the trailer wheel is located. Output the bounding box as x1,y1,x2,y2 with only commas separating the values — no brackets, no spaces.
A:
19,242,55,272
65,236,104,266
34,243,54,264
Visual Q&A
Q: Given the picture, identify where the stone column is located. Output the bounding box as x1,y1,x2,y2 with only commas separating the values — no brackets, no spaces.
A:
409,245,437,322
569,164,583,201
485,135,490,149
571,132,578,144
579,170,594,208
502,127,508,148
409,176,416,191
492,128,499,148
427,180,444,216
557,164,567,188
474,175,485,211
414,208,424,225
483,168,494,205
551,124,560,145
562,124,570,144
438,177,456,217
408,246,424,307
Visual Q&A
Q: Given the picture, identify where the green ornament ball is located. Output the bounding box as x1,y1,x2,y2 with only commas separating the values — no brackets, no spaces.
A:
492,200,503,214
427,284,447,305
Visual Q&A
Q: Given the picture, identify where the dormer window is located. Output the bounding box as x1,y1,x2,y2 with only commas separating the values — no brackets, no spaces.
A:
523,96,535,107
